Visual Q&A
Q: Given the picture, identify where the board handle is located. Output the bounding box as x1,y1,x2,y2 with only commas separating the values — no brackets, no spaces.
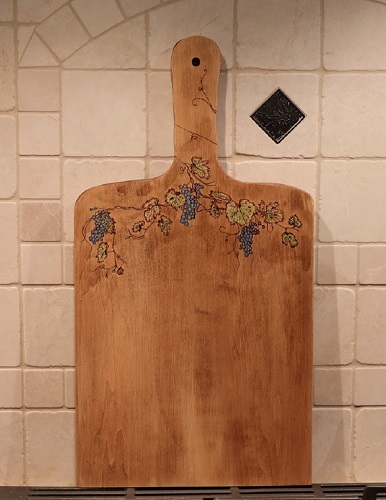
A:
171,36,221,177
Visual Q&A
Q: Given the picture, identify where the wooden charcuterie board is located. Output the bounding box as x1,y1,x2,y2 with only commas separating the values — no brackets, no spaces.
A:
75,36,313,487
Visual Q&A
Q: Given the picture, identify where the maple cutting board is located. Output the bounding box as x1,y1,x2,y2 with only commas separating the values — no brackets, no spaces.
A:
75,36,313,487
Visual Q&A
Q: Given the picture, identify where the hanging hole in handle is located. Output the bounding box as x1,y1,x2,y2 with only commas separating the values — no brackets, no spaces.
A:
192,57,200,66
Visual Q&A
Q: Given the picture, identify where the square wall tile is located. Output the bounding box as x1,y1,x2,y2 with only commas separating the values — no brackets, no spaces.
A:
0,203,18,284
317,245,357,285
357,287,386,364
0,0,13,21
0,288,20,367
0,116,16,199
0,27,15,111
354,368,386,406
237,0,320,69
0,412,23,485
36,6,89,60
63,245,74,285
21,244,62,285
18,69,60,111
355,409,386,482
359,245,386,284
314,287,355,365
72,0,124,37
235,160,317,200
20,202,62,242
312,408,351,483
236,74,318,158
24,369,64,408
26,411,75,486
0,370,22,408
19,114,60,156
65,369,75,408
217,73,233,157
149,72,173,157
20,157,61,199
324,0,386,70
148,160,172,178
149,0,233,69
24,288,74,367
63,159,145,241
62,71,146,156
320,160,386,242
322,75,386,157
314,367,353,406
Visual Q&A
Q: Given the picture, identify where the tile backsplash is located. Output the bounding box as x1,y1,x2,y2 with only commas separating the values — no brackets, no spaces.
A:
1,0,386,487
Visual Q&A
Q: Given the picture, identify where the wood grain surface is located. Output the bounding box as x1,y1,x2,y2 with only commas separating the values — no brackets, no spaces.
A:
75,36,313,487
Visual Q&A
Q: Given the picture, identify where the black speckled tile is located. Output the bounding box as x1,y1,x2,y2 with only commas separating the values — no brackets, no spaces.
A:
250,88,306,144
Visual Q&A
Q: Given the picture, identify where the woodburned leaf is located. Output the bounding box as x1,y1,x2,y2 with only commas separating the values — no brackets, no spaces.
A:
282,232,298,248
143,197,159,209
265,201,284,224
132,220,145,233
191,156,210,179
209,202,221,219
104,218,115,234
165,188,185,209
97,242,108,263
210,191,231,203
226,199,256,226
289,214,302,229
158,215,172,236
256,200,266,216
144,204,160,222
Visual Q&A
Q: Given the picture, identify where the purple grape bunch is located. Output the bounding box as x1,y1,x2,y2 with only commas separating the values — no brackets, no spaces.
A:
238,222,260,257
89,210,115,244
179,183,203,226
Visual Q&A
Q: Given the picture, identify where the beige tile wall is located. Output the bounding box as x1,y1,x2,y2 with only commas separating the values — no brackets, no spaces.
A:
0,0,385,486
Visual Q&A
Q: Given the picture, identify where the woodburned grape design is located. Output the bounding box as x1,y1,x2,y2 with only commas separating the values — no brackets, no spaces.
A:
82,156,303,276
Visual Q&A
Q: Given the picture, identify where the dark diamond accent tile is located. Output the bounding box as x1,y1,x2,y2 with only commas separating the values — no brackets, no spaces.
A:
250,88,306,144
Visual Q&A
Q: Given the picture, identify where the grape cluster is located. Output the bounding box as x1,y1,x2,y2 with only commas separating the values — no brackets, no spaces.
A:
238,222,260,257
89,210,114,244
179,183,203,226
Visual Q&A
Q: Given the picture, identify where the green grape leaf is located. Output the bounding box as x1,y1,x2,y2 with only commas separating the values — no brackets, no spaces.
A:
132,220,145,233
97,242,109,262
158,215,172,236
165,189,186,209
210,191,231,203
191,156,210,179
226,199,256,226
265,201,284,224
143,198,160,222
288,214,302,229
282,232,298,248
209,202,221,219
